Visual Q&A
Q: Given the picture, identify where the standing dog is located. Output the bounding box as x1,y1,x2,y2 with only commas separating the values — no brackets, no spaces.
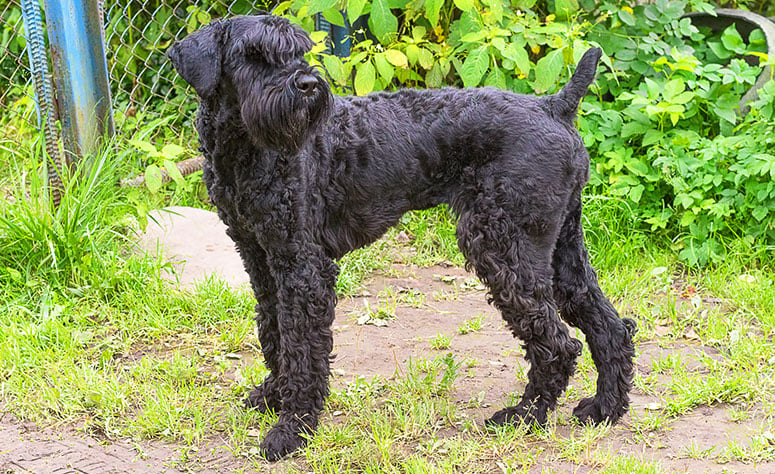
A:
168,14,636,460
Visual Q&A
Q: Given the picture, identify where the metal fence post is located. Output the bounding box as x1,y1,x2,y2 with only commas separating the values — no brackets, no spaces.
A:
43,0,114,162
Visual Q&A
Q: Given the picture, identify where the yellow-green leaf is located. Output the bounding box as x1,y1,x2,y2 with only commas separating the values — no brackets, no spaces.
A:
355,61,376,95
385,49,408,68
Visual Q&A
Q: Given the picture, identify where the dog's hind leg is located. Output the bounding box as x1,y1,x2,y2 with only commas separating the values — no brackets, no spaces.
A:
455,175,583,427
236,241,283,414
552,190,636,425
258,242,338,461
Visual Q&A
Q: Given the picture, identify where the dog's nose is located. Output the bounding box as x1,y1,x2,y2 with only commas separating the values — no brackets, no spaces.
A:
294,74,318,96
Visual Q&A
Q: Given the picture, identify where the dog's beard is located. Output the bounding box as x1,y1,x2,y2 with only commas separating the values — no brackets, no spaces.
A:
240,75,333,154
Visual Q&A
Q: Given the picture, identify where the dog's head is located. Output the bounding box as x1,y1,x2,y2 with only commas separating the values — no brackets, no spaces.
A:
168,15,333,154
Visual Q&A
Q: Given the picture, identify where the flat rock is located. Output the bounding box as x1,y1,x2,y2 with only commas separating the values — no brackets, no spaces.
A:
138,206,250,288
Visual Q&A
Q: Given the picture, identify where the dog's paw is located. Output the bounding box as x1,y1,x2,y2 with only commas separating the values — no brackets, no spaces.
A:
244,382,282,414
259,424,307,461
572,396,627,425
485,404,548,428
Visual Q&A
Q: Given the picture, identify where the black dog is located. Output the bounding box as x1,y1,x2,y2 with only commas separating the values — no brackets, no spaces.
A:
168,14,636,460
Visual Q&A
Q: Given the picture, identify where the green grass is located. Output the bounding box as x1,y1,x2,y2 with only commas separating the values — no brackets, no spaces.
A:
1,136,774,472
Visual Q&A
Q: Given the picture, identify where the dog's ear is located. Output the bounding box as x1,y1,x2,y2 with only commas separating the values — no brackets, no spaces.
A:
241,18,314,65
168,21,223,98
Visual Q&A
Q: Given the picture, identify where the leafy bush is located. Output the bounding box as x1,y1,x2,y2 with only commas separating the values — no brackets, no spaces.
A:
278,0,775,265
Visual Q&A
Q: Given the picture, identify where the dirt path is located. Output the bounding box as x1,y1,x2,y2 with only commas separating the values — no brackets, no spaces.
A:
0,415,186,473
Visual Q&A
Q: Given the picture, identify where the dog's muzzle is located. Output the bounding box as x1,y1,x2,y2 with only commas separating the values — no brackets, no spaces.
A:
293,72,318,97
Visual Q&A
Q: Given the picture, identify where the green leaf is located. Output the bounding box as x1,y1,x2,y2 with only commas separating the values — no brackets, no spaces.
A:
721,25,745,53
322,8,345,27
458,45,490,88
708,41,733,59
533,48,564,93
553,0,579,21
617,9,636,26
662,78,685,102
347,0,367,24
160,143,185,160
308,0,338,15
425,0,444,28
629,184,645,203
460,31,486,43
484,67,506,89
621,121,649,138
427,62,444,87
624,159,651,177
322,54,347,84
497,42,530,76
385,49,408,68
369,0,398,43
417,48,435,70
162,159,186,187
453,0,475,11
752,206,768,222
374,53,395,82
355,61,376,95
130,139,157,155
643,129,663,146
713,105,737,125
406,44,420,65
144,165,163,194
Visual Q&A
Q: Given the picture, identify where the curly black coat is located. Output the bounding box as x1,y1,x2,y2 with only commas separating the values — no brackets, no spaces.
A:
168,14,637,461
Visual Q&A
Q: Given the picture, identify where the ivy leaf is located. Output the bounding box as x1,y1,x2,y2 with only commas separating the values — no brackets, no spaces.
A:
354,61,376,95
144,164,163,194
458,45,490,88
369,0,398,43
533,48,564,93
425,0,444,28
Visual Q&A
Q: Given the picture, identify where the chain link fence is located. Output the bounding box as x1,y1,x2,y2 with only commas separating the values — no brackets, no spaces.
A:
0,0,274,144
103,0,273,137
0,0,37,139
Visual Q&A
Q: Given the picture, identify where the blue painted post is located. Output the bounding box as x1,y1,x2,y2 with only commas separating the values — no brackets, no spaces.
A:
44,0,114,161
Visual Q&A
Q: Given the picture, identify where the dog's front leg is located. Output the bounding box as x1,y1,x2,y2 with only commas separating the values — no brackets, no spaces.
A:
258,241,338,461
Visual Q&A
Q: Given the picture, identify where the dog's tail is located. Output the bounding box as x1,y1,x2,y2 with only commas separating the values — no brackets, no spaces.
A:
549,47,602,121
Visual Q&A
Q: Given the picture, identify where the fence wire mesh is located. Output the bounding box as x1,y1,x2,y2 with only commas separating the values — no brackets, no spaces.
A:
0,0,275,142
0,0,38,139
103,0,273,136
